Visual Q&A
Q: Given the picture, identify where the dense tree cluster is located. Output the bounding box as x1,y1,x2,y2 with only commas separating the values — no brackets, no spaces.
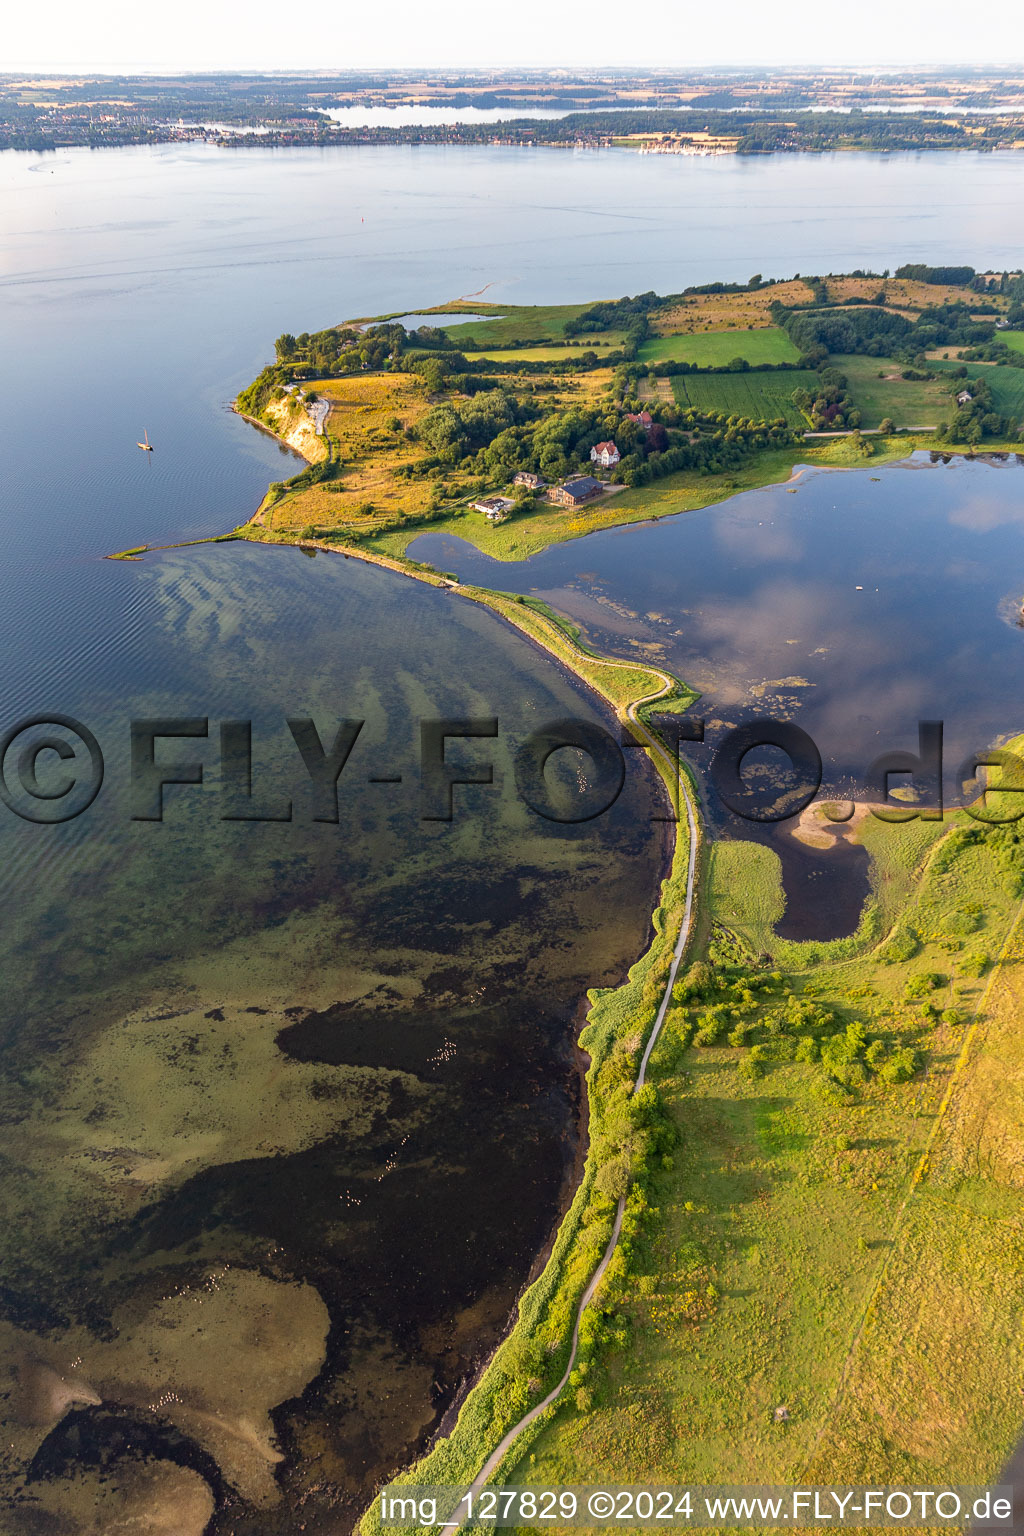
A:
669,953,920,1099
943,374,1019,444
895,263,977,286
775,297,1004,371
273,321,457,378
791,365,857,429
406,388,799,488
778,303,913,359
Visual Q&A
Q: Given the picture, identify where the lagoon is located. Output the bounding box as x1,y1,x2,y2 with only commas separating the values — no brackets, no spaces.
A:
410,453,1024,939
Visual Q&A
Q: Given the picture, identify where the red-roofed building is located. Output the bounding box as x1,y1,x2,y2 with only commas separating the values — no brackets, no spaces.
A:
627,410,654,430
590,441,620,468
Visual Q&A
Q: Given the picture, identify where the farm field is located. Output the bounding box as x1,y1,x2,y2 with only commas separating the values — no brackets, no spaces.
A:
1001,330,1024,355
984,364,1024,417
639,326,801,367
670,368,819,426
831,353,955,428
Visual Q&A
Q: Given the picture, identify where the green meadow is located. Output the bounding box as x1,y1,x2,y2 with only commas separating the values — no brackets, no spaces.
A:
639,327,801,367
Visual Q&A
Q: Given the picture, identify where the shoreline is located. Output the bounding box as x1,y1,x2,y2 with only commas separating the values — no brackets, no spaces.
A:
108,402,706,1525
245,542,703,1525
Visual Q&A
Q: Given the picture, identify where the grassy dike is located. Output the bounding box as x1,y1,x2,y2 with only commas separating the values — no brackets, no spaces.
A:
353,632,702,1536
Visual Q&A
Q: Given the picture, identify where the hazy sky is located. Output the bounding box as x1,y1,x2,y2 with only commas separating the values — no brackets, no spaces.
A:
5,0,1021,72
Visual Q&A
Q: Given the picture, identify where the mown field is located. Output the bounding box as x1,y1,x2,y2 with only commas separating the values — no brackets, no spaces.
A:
1001,330,1024,355
984,364,1024,417
670,369,819,426
831,353,955,428
639,326,801,367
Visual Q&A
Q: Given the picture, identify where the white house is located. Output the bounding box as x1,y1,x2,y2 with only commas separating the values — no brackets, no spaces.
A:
473,495,516,522
956,389,974,406
590,441,621,468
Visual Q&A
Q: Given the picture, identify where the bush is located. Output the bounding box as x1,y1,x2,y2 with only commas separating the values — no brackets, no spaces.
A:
674,959,714,1001
671,1018,694,1049
813,1075,851,1106
879,927,920,964
961,951,990,978
693,1012,727,1046
596,1157,632,1202
880,1047,919,1085
948,906,982,936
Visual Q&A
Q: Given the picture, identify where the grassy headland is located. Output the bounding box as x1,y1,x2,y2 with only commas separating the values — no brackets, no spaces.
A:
228,265,1023,567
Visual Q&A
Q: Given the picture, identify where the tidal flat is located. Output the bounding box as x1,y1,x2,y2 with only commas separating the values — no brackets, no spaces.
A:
0,541,670,1530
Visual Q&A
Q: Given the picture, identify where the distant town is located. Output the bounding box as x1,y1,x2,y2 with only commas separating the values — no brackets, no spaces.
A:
5,67,1024,152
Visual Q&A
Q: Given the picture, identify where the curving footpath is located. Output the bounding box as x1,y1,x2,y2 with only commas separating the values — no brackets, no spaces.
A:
441,703,701,1527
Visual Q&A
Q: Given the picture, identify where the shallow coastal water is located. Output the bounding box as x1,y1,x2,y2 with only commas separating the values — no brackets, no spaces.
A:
0,540,669,1528
3,142,1024,1524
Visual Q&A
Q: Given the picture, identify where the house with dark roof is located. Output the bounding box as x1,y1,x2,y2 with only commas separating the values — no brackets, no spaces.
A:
547,476,604,508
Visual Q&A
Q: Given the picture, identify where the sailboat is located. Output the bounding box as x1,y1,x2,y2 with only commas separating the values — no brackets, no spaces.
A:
137,429,153,452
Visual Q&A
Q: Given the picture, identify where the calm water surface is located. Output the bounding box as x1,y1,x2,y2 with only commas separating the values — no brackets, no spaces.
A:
3,143,1024,1528
410,453,1024,939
